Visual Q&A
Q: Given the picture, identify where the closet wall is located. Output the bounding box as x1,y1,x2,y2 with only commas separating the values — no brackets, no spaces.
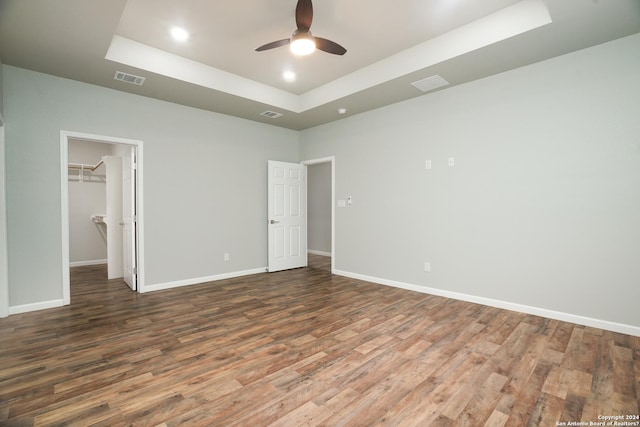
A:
68,139,113,266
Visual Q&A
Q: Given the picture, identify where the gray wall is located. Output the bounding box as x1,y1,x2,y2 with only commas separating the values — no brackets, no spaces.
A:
0,58,3,120
307,162,331,254
68,140,112,265
3,66,298,307
0,123,6,317
300,33,640,329
0,58,7,316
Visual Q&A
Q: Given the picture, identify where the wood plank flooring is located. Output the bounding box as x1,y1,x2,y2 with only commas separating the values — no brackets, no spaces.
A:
1,255,638,426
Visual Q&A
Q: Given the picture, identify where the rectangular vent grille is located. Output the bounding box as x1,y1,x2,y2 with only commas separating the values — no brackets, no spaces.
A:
411,75,449,93
114,71,146,86
260,110,283,119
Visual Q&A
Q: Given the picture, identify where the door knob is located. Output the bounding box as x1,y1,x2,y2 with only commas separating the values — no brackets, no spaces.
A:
269,219,279,224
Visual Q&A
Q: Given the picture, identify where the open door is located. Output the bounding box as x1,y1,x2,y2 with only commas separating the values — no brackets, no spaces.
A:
122,146,137,290
104,156,124,280
268,161,307,272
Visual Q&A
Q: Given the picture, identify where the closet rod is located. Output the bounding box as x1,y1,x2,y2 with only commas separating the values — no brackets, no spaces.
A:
68,159,104,171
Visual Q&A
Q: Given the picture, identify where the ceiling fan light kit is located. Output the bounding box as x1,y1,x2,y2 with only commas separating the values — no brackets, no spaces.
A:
255,0,346,56
290,31,316,56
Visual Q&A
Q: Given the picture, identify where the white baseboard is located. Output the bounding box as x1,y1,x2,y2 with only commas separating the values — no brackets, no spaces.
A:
9,299,65,315
143,267,266,293
308,250,331,257
334,269,640,338
10,267,637,337
70,259,107,267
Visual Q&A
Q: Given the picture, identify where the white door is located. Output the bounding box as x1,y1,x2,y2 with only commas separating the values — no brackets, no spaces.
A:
268,161,307,272
122,146,137,290
105,156,124,280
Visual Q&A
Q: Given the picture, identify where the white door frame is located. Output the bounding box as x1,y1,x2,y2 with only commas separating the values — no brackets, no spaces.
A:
60,131,145,305
301,156,335,274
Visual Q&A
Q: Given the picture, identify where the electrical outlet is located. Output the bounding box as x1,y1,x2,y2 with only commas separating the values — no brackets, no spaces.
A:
448,157,455,167
424,262,431,272
224,253,230,261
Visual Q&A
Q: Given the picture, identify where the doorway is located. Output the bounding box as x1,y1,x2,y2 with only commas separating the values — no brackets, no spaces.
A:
60,131,145,305
302,156,335,274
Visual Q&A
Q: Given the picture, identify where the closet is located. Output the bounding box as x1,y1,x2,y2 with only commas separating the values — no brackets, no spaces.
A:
68,140,128,281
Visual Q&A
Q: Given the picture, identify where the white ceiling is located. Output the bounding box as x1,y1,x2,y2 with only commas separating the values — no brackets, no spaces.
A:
1,0,639,130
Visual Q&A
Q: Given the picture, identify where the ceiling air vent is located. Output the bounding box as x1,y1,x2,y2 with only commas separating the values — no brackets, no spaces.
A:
260,110,283,119
114,71,146,86
411,75,449,93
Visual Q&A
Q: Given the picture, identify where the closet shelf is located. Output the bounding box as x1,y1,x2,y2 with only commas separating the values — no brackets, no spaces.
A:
92,214,106,224
69,159,104,171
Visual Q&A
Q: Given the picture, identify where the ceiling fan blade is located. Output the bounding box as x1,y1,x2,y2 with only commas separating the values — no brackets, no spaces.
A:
314,37,347,55
255,38,290,52
295,0,313,32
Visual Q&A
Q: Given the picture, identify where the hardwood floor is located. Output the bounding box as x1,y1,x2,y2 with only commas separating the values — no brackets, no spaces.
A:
1,255,638,426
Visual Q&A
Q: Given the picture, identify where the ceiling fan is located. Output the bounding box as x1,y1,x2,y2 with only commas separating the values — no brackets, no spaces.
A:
255,0,347,56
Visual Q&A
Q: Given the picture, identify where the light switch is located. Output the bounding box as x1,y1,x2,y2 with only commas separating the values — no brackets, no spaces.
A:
347,195,352,205
425,160,432,170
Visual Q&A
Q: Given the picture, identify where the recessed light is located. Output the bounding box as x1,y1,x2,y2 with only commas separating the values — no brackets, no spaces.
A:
170,27,190,42
338,108,347,115
283,71,297,82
